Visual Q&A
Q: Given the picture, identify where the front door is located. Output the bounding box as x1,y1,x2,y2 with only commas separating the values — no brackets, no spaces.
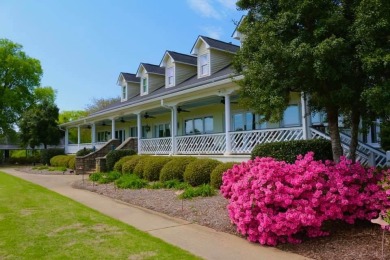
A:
115,129,125,143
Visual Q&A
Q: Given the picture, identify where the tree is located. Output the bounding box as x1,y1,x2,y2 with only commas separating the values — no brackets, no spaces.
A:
0,39,42,136
85,97,120,115
59,110,90,143
234,0,390,162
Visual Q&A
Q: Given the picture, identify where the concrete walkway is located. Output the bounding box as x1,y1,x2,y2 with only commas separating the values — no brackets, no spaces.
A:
1,168,310,260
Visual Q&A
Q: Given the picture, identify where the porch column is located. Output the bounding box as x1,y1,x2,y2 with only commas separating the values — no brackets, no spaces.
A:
64,128,69,154
91,123,96,144
137,113,142,153
171,105,177,155
224,94,232,155
77,125,81,149
301,92,311,140
111,118,116,139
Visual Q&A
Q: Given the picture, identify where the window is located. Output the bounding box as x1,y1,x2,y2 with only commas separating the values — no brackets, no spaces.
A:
141,77,148,95
167,67,174,87
199,54,209,76
129,127,137,137
115,130,125,142
154,123,171,138
233,112,255,131
184,117,213,135
121,86,127,100
283,104,300,126
97,131,110,142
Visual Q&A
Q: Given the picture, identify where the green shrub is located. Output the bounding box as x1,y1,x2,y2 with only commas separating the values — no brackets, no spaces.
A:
76,148,94,157
164,179,189,190
122,155,142,174
210,162,236,189
106,149,137,172
160,157,196,182
143,157,172,181
97,171,122,184
89,172,103,183
113,155,135,173
115,174,148,189
183,159,221,187
40,148,65,165
68,156,76,169
50,155,73,167
179,184,216,199
8,156,39,165
251,139,333,163
133,156,150,178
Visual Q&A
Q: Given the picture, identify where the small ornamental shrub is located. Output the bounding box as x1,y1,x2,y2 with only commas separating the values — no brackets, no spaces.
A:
106,149,137,172
113,155,135,173
210,162,236,189
76,148,94,157
40,148,64,165
122,155,142,174
160,157,196,182
143,157,172,181
251,139,332,163
50,155,72,167
89,172,103,183
183,159,221,187
115,174,148,189
221,152,390,246
133,156,150,178
68,156,76,169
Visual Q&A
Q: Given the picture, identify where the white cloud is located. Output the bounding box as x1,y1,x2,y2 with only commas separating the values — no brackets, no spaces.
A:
202,26,223,39
216,0,237,10
187,0,221,19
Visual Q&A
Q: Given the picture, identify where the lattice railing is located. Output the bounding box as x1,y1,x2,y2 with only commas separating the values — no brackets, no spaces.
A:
176,133,226,154
230,127,304,154
310,128,387,167
140,137,172,154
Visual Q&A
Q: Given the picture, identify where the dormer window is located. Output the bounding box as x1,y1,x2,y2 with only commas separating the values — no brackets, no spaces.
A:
141,77,148,95
121,86,127,101
167,67,174,87
200,54,209,77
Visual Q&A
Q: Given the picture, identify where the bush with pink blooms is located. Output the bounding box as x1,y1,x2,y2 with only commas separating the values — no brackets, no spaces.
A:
221,152,390,246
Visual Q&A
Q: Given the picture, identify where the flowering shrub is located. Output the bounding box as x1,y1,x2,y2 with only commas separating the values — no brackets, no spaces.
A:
221,152,390,246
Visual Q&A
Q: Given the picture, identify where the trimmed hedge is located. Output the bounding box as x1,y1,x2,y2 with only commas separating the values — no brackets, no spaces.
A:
160,157,196,182
251,139,333,163
106,149,137,172
122,155,142,174
50,155,73,167
68,156,76,169
8,156,40,165
133,156,150,178
184,158,221,186
40,148,64,165
143,157,172,181
113,155,135,173
76,148,94,157
210,162,236,189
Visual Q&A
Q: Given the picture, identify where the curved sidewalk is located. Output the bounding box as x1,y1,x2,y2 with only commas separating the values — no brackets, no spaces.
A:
1,168,310,260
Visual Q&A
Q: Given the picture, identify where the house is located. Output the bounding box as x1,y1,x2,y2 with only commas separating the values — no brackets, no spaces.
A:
60,34,387,167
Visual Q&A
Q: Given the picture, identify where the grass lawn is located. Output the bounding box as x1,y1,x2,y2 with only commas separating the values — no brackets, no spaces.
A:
0,172,200,259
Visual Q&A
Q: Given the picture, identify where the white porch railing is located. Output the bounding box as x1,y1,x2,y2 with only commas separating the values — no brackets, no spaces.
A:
230,127,304,154
176,133,226,154
310,128,387,167
141,137,172,154
66,142,106,154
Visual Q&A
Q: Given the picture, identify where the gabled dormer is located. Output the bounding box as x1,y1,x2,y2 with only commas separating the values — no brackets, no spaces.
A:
160,51,197,88
136,63,165,96
190,36,240,79
117,72,140,102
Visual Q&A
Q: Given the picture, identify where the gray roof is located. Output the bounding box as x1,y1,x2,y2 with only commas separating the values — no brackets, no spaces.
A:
121,73,140,83
199,36,240,53
91,64,237,116
166,51,197,66
140,63,165,75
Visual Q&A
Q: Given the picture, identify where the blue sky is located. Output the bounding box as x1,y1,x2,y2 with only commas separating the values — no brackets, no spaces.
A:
0,0,244,112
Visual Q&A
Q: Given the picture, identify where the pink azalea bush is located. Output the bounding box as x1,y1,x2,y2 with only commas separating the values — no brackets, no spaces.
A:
221,152,390,246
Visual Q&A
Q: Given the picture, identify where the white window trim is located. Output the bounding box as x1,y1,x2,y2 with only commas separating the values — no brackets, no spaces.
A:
141,77,148,95
121,85,127,101
199,53,210,78
167,67,175,87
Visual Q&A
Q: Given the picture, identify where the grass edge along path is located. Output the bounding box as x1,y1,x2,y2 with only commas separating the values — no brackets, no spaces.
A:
0,172,200,259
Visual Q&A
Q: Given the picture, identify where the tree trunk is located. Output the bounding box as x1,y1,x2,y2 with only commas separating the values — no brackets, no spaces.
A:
327,106,343,162
349,108,360,163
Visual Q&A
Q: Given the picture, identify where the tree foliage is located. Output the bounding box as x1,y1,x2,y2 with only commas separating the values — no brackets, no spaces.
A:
58,110,90,143
85,97,120,115
0,38,42,136
234,0,390,161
